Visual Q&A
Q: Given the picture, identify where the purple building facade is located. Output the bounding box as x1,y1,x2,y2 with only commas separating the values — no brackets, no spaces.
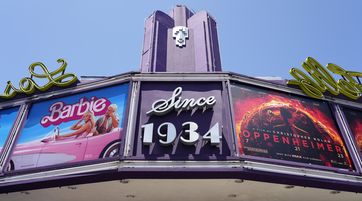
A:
140,5,222,72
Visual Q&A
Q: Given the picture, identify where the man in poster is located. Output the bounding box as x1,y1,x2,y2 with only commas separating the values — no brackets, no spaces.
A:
94,104,119,135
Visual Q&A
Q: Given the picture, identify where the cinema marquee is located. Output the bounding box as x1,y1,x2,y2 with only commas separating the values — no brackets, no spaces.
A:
0,5,362,196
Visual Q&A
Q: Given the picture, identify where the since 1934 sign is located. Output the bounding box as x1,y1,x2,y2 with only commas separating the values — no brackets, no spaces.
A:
129,82,234,160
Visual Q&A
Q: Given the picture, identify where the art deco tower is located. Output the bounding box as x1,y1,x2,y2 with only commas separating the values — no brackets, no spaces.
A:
140,5,222,72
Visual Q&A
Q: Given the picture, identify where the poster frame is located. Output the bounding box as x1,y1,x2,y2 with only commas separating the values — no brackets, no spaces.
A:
338,106,362,172
229,80,360,175
125,79,238,160
0,105,25,174
2,77,132,176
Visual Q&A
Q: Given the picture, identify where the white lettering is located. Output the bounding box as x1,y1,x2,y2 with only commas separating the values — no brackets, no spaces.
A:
93,98,107,113
40,97,110,127
147,87,216,116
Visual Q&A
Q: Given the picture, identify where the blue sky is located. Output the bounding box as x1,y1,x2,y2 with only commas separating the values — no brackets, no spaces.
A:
0,0,361,87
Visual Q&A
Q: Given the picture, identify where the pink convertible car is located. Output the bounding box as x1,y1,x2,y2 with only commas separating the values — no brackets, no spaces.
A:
7,128,122,171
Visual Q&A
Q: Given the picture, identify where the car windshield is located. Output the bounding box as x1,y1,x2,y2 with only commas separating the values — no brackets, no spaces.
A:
40,128,59,142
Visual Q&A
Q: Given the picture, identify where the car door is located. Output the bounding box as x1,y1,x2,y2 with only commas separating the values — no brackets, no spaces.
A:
37,137,88,168
11,142,45,170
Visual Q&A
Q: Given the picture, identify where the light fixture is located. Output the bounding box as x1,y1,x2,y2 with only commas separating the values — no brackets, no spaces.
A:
120,179,129,184
228,194,237,198
126,194,136,198
234,179,244,183
67,186,77,190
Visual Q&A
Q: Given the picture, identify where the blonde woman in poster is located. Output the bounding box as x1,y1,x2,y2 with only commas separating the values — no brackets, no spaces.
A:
55,110,95,140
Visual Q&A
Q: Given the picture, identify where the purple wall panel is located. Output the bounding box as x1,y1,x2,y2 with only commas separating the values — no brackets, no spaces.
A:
129,81,235,160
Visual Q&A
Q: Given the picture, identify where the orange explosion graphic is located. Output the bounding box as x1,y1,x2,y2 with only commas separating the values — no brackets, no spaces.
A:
351,121,362,150
233,87,353,169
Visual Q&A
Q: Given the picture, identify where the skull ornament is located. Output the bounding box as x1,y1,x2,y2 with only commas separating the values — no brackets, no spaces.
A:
172,26,189,47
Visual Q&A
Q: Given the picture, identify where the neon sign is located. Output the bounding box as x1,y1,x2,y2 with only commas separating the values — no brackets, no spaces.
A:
0,59,78,100
287,57,362,100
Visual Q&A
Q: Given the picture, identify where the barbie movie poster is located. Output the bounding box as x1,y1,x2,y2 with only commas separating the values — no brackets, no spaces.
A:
7,84,128,171
231,84,353,170
343,108,362,156
0,107,19,155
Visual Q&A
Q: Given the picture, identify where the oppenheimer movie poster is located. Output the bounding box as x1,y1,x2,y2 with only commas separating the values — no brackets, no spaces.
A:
344,108,362,156
231,84,353,170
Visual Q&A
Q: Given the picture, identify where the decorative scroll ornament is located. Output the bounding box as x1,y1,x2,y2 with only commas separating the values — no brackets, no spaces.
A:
172,26,189,47
0,59,78,100
287,57,362,100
